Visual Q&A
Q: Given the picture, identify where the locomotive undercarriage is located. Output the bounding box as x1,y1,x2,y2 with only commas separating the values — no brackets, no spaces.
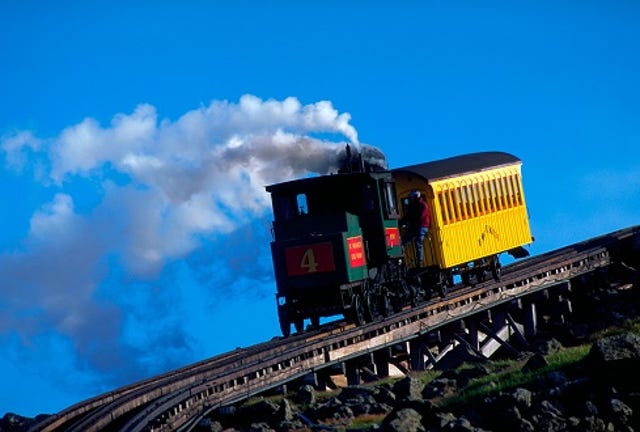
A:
277,255,503,337
341,259,458,327
277,290,338,337
342,260,406,326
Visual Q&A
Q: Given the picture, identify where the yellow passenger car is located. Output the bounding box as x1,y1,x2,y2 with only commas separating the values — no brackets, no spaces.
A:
392,152,533,283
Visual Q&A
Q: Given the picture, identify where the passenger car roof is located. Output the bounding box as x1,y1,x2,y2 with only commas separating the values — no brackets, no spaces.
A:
392,151,521,182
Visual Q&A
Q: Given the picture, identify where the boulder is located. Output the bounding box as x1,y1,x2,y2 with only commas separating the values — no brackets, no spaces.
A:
238,399,279,424
296,384,316,405
336,385,392,417
275,398,295,422
532,338,564,356
306,397,354,423
426,411,456,430
248,422,274,432
193,419,223,432
521,353,548,372
374,386,397,406
609,398,633,428
0,413,37,432
581,400,599,418
381,408,425,432
531,399,567,432
588,332,640,389
436,343,488,370
511,387,533,410
580,416,608,432
494,407,535,432
393,376,425,402
338,385,377,406
445,416,486,432
457,365,491,385
422,377,458,399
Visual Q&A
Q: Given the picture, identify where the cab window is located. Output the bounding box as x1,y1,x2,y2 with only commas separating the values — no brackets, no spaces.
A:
296,193,308,215
383,181,399,218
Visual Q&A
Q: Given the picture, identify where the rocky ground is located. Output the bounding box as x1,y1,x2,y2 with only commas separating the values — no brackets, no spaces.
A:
197,331,640,432
195,280,640,432
3,278,639,432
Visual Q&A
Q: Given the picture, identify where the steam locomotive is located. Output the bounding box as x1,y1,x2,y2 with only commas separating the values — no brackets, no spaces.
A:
266,149,533,336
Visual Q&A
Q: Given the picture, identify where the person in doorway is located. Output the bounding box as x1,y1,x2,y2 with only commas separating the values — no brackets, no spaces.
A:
401,189,431,266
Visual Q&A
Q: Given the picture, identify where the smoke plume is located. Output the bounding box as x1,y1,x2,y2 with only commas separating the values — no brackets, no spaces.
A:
0,95,386,411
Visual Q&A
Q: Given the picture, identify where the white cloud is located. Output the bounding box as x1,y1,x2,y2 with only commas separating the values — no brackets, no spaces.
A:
52,104,157,180
1,130,42,171
29,193,77,241
3,95,370,275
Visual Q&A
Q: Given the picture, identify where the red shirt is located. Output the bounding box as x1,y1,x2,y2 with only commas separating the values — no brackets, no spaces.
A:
405,198,430,229
417,199,430,228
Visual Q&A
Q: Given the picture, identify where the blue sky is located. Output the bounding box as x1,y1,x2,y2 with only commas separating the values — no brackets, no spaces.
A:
1,1,639,417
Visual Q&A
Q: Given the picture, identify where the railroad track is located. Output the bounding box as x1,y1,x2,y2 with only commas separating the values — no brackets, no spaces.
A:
29,225,640,432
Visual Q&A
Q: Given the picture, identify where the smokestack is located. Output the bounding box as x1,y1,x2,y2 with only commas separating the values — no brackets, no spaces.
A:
338,143,388,173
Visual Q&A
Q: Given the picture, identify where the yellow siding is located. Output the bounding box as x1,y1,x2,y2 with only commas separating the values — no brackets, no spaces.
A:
394,162,533,269
434,206,531,267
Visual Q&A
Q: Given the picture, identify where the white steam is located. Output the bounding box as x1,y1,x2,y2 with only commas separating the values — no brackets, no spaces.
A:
0,95,385,402
4,94,379,274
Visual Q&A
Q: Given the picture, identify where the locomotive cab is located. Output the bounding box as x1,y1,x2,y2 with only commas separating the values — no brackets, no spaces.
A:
267,171,402,336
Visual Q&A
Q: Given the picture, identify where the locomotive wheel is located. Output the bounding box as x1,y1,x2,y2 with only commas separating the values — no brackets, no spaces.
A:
491,256,502,281
278,307,291,337
364,291,376,322
461,271,471,286
447,273,455,287
442,270,454,297
409,282,423,307
362,281,376,322
439,281,448,298
409,284,418,307
279,320,291,338
421,286,432,302
381,293,393,317
392,292,405,313
476,269,487,283
392,281,408,313
310,315,320,329
351,294,366,326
